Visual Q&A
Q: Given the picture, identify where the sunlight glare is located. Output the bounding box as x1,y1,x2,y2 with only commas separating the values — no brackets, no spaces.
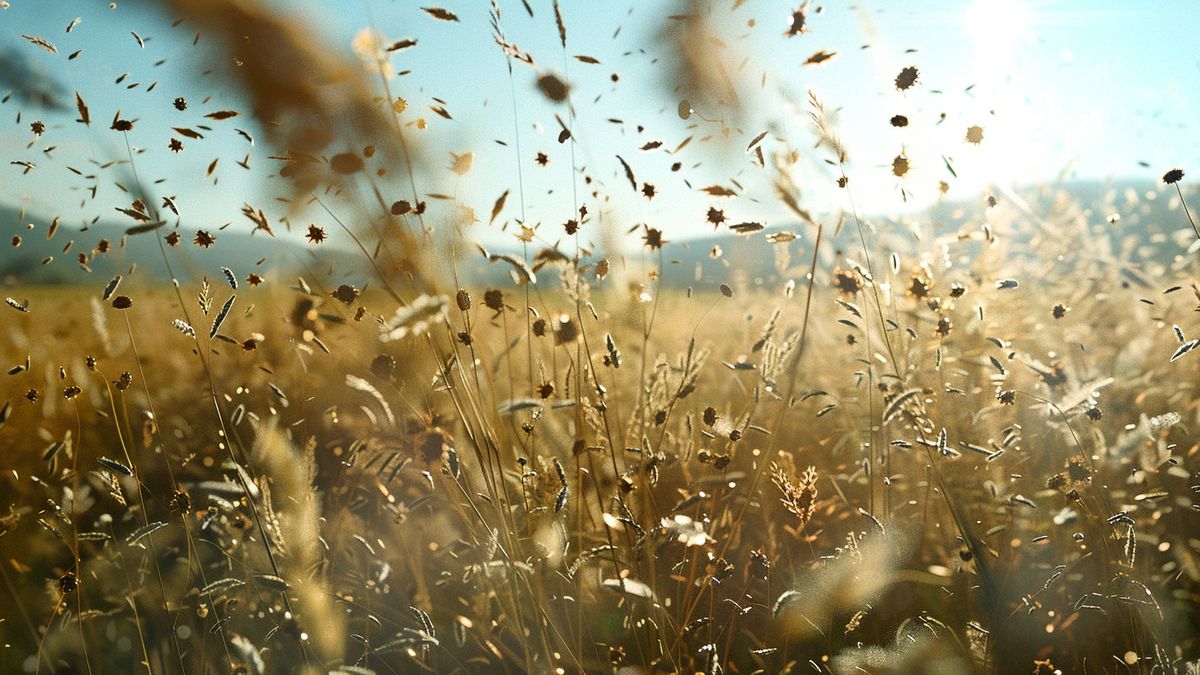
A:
964,0,1031,55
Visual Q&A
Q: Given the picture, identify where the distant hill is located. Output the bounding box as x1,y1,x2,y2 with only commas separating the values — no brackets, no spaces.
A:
1,179,1188,292
0,204,363,289
651,178,1191,292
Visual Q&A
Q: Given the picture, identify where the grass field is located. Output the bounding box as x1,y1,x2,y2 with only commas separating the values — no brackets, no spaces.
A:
3,207,1200,673
2,1,1200,673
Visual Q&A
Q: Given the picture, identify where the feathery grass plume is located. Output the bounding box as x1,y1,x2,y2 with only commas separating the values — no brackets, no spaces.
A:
229,634,266,675
3,2,1200,672
774,529,913,637
0,45,69,109
345,374,396,428
165,0,403,189
770,462,818,525
808,90,848,165
379,294,448,341
830,616,972,674
250,422,343,666
166,0,437,291
89,296,112,355
657,0,746,137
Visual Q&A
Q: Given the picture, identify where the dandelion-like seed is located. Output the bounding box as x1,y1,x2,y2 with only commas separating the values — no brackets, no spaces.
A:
833,266,863,297
59,572,78,594
331,284,358,305
193,230,216,248
907,271,931,299
895,66,919,90
785,5,807,37
305,224,327,244
1162,168,1198,240
642,226,666,250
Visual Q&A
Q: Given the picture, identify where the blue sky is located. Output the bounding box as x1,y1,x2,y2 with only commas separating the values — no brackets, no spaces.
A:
1,0,1197,247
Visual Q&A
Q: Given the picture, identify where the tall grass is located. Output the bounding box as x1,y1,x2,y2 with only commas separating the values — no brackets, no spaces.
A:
1,1,1199,674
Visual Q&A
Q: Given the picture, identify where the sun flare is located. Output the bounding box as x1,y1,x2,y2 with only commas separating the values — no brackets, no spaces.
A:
2,1,1199,673
964,0,1031,55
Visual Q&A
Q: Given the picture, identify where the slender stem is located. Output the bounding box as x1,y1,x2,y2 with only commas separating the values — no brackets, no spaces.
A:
1175,184,1199,241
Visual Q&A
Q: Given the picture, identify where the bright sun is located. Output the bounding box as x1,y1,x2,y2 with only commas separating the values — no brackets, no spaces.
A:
954,0,1042,191
964,0,1031,55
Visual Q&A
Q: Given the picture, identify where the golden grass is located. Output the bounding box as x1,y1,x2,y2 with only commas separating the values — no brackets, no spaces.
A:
2,1,1199,673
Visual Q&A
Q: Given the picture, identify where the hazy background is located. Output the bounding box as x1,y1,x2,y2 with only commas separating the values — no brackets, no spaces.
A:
1,1,1198,241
